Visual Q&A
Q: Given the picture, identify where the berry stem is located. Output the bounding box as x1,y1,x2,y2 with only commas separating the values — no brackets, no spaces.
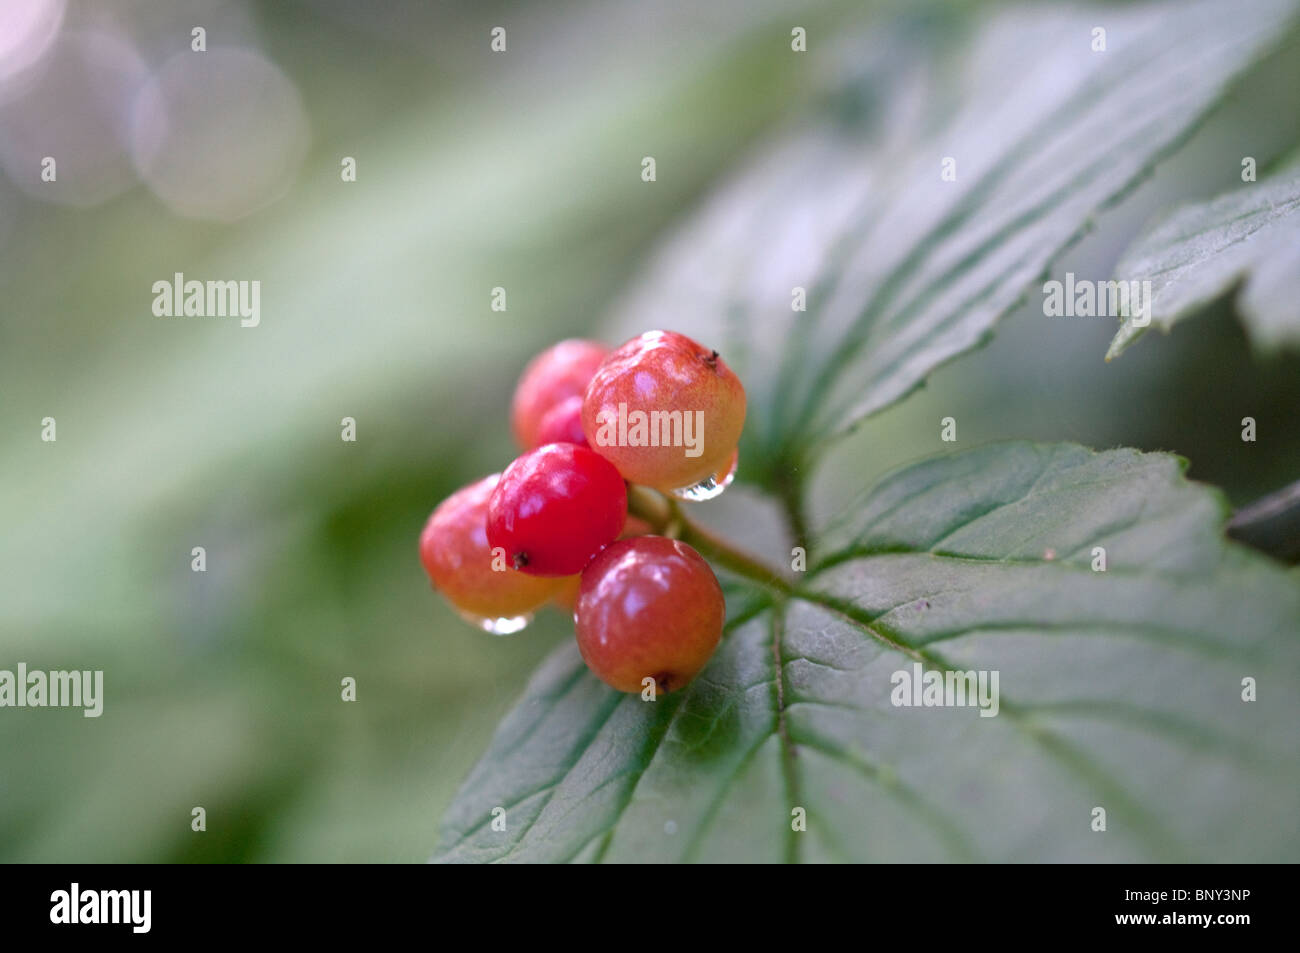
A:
626,486,792,595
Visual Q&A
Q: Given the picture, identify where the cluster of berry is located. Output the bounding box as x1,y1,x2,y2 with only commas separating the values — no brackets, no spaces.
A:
419,331,747,694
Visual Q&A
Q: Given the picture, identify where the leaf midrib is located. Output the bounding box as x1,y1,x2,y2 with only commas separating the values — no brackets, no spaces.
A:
786,591,1191,860
564,580,1242,862
784,7,1218,442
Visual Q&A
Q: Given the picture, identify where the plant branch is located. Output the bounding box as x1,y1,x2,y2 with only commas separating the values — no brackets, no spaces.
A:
626,486,793,594
1228,478,1300,564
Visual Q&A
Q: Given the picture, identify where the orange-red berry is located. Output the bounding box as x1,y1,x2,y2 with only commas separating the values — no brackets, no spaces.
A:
582,331,745,496
511,339,608,450
575,536,724,693
419,475,561,630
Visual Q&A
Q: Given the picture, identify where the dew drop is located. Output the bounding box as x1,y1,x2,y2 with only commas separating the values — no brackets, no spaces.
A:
456,610,533,635
667,454,738,502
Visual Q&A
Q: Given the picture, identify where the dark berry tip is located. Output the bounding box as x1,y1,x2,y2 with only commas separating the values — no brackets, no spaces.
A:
702,350,719,370
512,552,529,570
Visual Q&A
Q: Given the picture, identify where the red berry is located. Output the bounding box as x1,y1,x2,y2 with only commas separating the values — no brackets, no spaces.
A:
487,443,627,576
419,475,561,631
552,511,653,613
534,394,589,448
582,330,745,495
575,536,724,694
511,339,608,450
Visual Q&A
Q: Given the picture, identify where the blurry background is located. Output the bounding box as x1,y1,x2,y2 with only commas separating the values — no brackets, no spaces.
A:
1,0,1297,861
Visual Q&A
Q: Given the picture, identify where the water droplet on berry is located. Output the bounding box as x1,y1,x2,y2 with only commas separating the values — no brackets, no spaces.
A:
457,609,534,635
667,460,737,502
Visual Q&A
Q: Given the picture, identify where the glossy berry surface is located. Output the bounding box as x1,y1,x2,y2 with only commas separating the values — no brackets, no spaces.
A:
487,443,627,576
534,394,588,448
511,339,609,450
551,511,654,613
419,475,561,626
582,330,746,493
575,536,724,693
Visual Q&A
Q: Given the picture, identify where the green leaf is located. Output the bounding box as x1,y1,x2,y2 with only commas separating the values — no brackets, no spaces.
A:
606,0,1299,482
434,443,1300,862
1106,165,1300,359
